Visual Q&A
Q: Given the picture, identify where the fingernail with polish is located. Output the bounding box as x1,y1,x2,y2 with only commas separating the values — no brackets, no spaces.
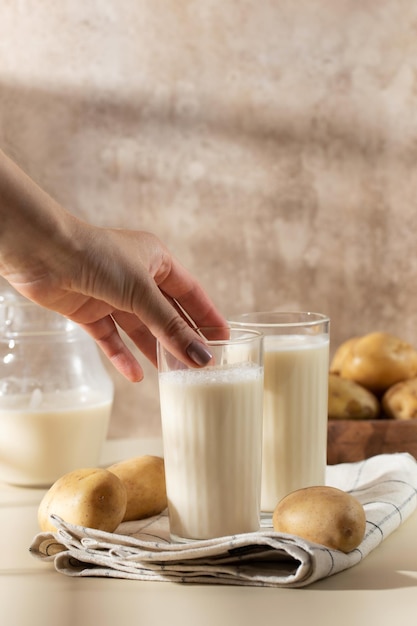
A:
186,340,212,366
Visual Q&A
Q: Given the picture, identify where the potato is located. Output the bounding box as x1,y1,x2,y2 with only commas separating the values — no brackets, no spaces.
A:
38,468,127,533
382,377,417,420
328,374,379,420
272,485,366,553
339,332,417,394
108,455,167,521
330,337,359,375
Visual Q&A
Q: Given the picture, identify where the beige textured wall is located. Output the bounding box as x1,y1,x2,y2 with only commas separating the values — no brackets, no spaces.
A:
1,1,417,438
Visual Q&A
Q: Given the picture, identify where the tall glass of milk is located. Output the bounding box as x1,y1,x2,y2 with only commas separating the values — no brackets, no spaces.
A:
0,287,114,487
157,327,264,542
229,312,330,518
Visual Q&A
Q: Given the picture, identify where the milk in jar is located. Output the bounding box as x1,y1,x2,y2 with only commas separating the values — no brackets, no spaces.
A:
0,389,112,486
0,286,114,487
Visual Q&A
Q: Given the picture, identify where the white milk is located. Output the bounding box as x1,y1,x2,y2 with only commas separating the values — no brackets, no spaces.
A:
159,363,263,541
0,389,112,486
261,334,329,512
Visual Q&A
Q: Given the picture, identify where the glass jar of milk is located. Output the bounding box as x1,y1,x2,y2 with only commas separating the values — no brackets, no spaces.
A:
0,286,114,487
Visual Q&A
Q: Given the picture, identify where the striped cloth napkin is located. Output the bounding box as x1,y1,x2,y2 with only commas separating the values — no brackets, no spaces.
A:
30,453,417,588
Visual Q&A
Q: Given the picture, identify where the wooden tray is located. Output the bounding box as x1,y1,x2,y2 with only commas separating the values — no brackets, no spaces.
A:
327,419,417,464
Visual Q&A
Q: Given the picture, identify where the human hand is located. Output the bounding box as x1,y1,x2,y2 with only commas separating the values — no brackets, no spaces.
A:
3,226,227,382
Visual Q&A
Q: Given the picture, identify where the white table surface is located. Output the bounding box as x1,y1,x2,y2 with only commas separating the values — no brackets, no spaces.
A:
1,438,416,626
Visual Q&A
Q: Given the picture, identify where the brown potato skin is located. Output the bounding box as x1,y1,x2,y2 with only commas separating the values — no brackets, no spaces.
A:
108,455,167,521
339,332,417,394
38,468,127,533
273,486,366,553
328,374,380,420
382,377,417,420
330,337,359,375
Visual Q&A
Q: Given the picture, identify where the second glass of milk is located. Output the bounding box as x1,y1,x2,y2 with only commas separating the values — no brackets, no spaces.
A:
229,312,330,519
157,327,264,542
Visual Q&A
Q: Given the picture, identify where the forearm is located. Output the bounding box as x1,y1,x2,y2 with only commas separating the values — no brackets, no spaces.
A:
0,149,83,287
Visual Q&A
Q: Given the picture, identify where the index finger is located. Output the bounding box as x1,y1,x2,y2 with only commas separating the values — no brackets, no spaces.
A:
127,273,217,369
156,256,228,331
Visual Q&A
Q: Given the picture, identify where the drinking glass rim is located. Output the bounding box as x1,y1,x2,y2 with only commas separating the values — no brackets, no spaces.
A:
228,311,330,329
193,326,263,346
